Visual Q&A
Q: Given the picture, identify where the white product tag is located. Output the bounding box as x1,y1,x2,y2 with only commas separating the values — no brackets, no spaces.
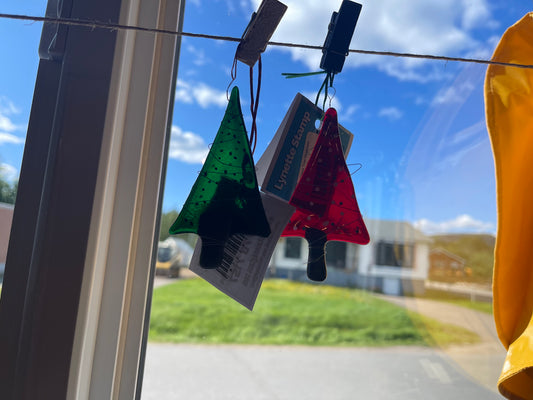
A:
256,93,354,202
189,192,295,310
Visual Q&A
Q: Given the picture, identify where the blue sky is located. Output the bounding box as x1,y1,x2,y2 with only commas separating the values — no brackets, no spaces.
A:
0,0,532,235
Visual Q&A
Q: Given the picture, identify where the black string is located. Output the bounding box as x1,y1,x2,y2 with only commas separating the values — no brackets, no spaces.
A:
315,72,335,111
226,57,238,101
2,12,533,70
249,55,261,155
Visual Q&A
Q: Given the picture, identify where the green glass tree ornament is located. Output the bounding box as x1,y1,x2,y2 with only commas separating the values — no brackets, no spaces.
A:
169,86,270,269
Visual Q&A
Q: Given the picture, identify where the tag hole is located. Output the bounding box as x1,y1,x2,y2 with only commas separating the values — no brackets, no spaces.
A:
314,119,320,130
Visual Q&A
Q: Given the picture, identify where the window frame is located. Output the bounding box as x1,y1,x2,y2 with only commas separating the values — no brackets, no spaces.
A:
0,0,184,398
325,241,347,269
375,240,414,269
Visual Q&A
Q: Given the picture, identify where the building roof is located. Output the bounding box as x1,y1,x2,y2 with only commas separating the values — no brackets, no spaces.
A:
429,247,466,264
364,219,431,243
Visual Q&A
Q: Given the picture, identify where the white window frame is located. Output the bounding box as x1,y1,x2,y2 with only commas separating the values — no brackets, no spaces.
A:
68,0,185,398
0,0,185,398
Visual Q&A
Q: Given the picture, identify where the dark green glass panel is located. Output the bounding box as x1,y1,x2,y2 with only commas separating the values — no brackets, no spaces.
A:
169,86,270,268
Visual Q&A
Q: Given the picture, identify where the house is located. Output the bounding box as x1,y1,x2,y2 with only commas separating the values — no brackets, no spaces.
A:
429,247,466,278
269,219,431,295
0,202,14,278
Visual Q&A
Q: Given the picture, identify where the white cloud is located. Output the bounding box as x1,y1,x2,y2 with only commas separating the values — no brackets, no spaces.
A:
340,104,360,122
175,79,228,109
168,126,209,164
0,163,18,182
414,214,494,234
460,0,497,30
0,97,25,135
193,83,228,108
252,0,497,82
432,80,475,105
378,107,403,120
175,80,194,105
0,132,25,145
0,113,17,132
186,44,210,67
0,97,20,116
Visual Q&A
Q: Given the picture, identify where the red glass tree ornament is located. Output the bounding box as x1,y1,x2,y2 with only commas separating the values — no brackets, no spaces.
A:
169,87,270,269
281,108,369,281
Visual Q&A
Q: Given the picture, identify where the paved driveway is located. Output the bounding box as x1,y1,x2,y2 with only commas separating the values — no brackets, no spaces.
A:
141,344,502,400
378,294,505,392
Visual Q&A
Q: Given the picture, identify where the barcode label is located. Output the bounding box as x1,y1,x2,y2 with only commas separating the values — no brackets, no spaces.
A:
216,233,246,280
189,193,295,310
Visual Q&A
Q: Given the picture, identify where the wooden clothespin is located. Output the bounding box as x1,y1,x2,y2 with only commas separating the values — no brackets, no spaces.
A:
320,0,362,74
235,0,288,67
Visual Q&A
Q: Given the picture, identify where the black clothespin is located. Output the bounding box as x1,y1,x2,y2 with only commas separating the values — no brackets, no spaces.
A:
232,0,287,154
235,0,288,67
320,0,362,74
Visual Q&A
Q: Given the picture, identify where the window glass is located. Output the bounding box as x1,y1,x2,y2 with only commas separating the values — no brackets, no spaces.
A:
1,1,528,399
326,241,347,269
284,237,301,259
0,2,46,287
143,1,526,399
376,241,413,268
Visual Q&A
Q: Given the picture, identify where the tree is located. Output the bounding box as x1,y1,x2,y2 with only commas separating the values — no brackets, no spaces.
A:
159,210,179,241
0,177,17,204
158,209,197,247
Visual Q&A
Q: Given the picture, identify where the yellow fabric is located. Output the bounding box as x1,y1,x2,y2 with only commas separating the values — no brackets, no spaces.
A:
485,12,533,400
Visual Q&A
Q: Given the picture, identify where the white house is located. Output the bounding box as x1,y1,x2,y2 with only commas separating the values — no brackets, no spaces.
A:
269,219,431,295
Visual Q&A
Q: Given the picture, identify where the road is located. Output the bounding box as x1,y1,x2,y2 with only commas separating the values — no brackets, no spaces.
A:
378,294,505,393
143,277,506,399
141,344,502,400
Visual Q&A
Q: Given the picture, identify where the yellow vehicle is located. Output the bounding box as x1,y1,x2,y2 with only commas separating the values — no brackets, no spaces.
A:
155,238,193,278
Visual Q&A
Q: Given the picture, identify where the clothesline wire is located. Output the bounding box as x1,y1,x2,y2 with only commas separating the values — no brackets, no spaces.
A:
1,12,533,70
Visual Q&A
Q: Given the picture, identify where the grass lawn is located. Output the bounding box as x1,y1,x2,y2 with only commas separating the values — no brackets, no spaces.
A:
149,278,479,347
416,289,493,314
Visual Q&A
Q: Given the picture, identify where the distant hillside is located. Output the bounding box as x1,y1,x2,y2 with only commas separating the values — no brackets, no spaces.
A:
430,234,495,283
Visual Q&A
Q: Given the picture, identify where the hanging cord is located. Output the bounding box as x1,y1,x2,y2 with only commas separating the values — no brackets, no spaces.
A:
348,163,363,175
315,72,335,111
248,55,262,155
327,86,336,108
226,57,238,101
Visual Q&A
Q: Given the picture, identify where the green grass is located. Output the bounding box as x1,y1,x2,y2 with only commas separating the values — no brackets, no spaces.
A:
416,289,493,314
149,279,479,347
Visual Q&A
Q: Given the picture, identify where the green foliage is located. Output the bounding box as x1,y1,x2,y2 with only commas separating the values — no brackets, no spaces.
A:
149,279,479,347
0,177,17,204
159,210,180,242
159,209,197,247
431,234,495,283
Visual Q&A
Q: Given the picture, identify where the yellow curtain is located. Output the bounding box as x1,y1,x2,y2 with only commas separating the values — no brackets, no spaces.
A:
486,12,533,400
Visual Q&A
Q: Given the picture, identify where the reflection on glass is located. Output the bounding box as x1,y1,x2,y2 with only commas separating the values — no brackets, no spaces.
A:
141,1,527,399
